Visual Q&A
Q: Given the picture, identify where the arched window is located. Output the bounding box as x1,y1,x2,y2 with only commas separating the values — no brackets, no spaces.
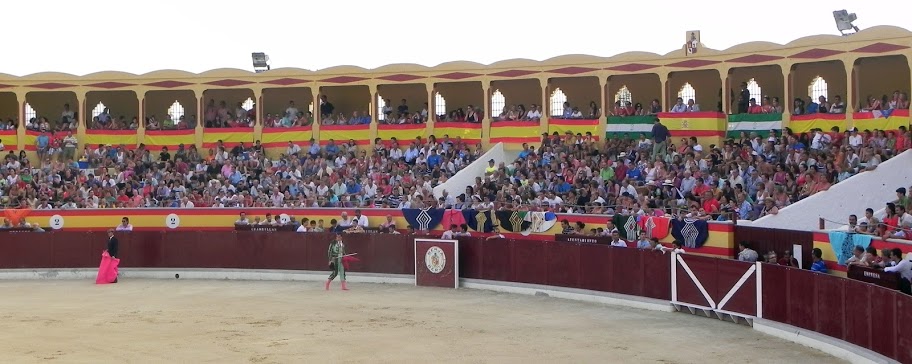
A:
434,92,446,117
376,95,387,121
614,86,632,106
808,76,828,101
168,101,185,121
491,90,506,117
241,97,255,111
550,88,567,117
678,83,696,104
24,103,36,122
91,102,107,118
747,78,762,103
308,102,314,114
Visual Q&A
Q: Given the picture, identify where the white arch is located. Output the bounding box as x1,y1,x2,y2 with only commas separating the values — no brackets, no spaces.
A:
168,101,185,121
242,97,255,111
491,90,506,117
615,86,632,106
24,103,36,122
434,92,446,118
747,78,762,103
808,76,828,101
376,95,387,121
91,102,107,118
678,83,696,103
550,88,568,117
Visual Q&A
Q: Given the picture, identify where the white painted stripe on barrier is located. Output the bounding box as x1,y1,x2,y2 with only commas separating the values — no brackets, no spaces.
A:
755,262,763,319
671,251,678,302
676,254,717,309
716,264,756,311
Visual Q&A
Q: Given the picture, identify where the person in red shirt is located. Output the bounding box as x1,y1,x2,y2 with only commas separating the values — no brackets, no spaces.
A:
692,177,711,197
701,190,720,215
747,98,764,114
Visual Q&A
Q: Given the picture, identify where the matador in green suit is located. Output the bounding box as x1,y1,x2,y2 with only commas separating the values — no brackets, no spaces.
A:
326,234,348,290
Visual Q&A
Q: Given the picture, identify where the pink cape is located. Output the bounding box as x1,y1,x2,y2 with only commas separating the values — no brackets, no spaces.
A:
95,250,120,284
342,256,360,270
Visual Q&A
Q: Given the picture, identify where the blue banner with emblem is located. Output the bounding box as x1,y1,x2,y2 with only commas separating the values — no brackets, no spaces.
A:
671,218,709,249
401,208,444,231
462,209,494,233
828,231,873,266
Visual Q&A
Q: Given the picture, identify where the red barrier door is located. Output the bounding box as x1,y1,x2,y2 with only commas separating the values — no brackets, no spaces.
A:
672,253,758,319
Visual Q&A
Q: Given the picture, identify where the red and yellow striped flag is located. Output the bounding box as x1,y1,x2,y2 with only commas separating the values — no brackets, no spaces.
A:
23,130,40,151
789,113,847,133
202,127,254,148
432,122,482,144
656,112,726,137
319,124,370,145
0,130,17,151
548,119,600,140
261,127,313,158
852,109,909,132
377,124,426,143
84,130,138,149
144,129,195,150
489,121,540,147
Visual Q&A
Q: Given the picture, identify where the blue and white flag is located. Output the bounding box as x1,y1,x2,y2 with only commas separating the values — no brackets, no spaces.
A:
828,231,873,266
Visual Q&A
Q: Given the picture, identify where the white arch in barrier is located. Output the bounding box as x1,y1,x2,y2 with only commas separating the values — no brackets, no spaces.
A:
0,267,896,364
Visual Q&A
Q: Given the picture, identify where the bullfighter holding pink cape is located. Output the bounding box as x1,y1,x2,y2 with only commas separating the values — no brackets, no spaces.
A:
96,229,120,284
326,234,359,290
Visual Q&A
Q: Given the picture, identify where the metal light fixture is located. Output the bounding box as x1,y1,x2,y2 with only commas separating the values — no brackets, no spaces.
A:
832,10,859,36
252,52,270,73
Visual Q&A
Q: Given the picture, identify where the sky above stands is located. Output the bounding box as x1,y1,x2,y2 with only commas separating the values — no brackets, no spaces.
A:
2,0,910,76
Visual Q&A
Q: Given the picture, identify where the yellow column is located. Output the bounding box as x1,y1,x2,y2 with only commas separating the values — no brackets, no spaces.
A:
75,90,87,152
425,82,435,136
597,76,608,140
845,61,857,129
252,88,263,143
368,84,378,148
659,72,669,112
720,66,732,114
482,80,491,148
539,77,549,136
136,91,145,145
311,86,321,142
194,89,204,150
15,92,25,152
783,62,793,129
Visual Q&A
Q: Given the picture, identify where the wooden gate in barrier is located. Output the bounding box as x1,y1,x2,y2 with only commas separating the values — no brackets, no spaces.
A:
672,253,760,324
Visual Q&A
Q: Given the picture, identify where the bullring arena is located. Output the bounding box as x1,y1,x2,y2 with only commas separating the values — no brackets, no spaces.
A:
2,11,912,364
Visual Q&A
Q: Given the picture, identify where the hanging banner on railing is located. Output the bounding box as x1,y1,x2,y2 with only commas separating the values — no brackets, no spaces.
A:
657,112,726,137
377,123,426,143
261,126,313,150
23,130,40,151
0,130,18,151
433,122,482,145
319,124,370,145
489,121,540,146
606,115,654,139
788,113,847,134
852,109,909,131
83,129,138,148
143,129,195,150
548,118,600,140
202,127,254,148
726,113,783,138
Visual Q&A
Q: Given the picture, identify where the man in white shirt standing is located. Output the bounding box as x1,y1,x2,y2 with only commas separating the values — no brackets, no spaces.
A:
352,209,369,229
609,230,628,247
285,101,299,120
884,248,912,294
441,224,456,239
115,217,134,231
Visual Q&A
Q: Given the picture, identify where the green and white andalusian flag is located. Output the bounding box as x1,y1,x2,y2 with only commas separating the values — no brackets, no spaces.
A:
726,113,782,138
606,115,655,139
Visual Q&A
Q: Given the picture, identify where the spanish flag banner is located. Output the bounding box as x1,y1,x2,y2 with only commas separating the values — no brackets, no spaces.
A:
261,127,313,149
852,109,909,132
489,121,540,146
0,130,17,151
432,122,482,144
548,118,600,140
656,112,726,137
202,128,254,149
23,130,39,151
726,113,783,138
606,115,654,139
319,124,370,145
143,129,195,150
377,123,426,143
84,130,138,148
788,113,847,133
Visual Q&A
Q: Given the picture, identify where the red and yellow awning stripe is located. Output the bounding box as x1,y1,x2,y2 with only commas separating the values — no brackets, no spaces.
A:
84,130,138,148
489,121,540,146
852,109,910,132
788,113,847,134
319,124,371,145
432,122,482,144
202,127,254,149
377,124,426,143
548,118,600,140
143,129,195,151
656,112,726,137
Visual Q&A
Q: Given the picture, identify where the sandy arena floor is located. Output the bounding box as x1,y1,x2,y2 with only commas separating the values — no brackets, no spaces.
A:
0,279,842,364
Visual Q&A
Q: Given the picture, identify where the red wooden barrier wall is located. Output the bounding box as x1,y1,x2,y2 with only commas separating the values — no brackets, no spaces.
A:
0,231,909,362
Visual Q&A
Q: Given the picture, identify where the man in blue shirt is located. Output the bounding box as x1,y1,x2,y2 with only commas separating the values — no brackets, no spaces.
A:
518,143,531,159
324,140,339,158
556,177,571,194
308,139,321,158
36,132,50,160
427,149,441,168
805,96,819,114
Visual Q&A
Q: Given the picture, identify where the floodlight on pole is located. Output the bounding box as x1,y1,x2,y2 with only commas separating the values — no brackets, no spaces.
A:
252,52,270,73
832,10,859,36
